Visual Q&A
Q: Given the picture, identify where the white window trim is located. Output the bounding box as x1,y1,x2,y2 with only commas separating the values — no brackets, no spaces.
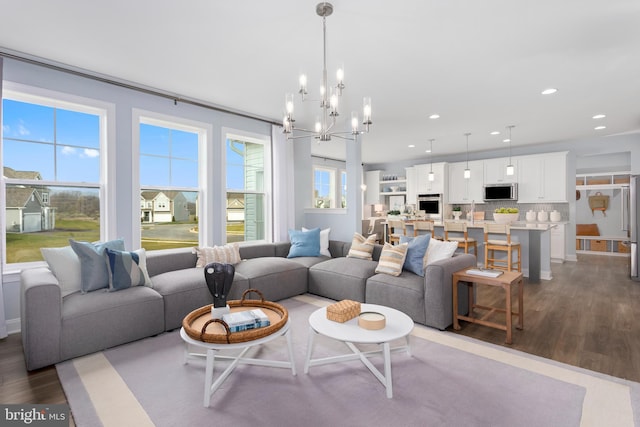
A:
132,108,211,248
1,82,114,270
222,127,272,244
313,165,338,209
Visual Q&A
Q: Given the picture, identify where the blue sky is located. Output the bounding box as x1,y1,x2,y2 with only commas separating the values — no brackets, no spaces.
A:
3,99,100,182
3,99,247,191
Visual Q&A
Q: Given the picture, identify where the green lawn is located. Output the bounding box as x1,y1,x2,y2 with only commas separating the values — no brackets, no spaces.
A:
6,219,246,263
6,219,100,263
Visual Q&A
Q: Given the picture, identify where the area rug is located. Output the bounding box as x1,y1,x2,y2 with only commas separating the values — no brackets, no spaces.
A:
57,295,640,427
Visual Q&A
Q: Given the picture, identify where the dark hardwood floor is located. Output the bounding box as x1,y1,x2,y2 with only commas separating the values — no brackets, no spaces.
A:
450,254,640,382
0,254,638,419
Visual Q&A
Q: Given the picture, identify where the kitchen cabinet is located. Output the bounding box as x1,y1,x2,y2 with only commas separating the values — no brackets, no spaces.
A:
517,152,568,203
550,223,566,262
448,160,484,204
416,162,447,195
483,157,517,184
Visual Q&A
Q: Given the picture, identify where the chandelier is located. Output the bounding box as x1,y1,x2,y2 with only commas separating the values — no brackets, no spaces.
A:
283,2,372,141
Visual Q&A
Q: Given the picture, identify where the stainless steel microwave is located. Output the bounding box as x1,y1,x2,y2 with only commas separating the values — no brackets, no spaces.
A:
483,183,518,201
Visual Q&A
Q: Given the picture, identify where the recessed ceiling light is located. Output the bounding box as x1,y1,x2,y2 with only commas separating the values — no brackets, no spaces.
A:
429,114,440,119
425,149,431,153
408,144,415,148
503,138,511,143
592,114,606,119
490,131,500,135
541,88,558,95
594,126,606,130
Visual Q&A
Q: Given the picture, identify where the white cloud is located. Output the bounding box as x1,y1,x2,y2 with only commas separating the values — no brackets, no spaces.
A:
83,149,99,158
18,120,30,136
61,146,77,155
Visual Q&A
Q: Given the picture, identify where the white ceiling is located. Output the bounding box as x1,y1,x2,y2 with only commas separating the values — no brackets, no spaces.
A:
2,0,640,164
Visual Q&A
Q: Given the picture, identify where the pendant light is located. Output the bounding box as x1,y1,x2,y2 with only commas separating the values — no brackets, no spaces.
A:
463,133,471,179
428,139,435,181
506,125,515,176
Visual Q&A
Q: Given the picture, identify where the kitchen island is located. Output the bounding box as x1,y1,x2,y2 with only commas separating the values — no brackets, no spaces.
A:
405,221,557,283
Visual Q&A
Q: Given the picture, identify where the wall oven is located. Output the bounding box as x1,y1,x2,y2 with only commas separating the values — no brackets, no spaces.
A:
417,193,442,219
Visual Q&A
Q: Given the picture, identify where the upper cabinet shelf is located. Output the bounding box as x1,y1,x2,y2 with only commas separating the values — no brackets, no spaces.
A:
576,172,630,189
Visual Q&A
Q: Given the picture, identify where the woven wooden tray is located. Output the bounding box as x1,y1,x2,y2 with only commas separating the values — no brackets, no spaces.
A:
182,289,288,344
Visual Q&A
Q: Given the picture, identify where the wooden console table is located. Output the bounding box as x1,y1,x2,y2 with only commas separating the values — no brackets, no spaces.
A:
452,269,524,344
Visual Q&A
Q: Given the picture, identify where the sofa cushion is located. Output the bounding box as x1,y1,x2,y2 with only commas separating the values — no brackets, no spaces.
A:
346,233,377,260
309,257,378,302
41,245,82,297
400,234,431,276
286,255,331,269
60,286,164,360
288,228,321,258
366,271,426,324
234,257,308,302
375,242,408,276
69,238,125,293
151,267,249,330
239,243,276,259
105,248,152,291
146,247,198,277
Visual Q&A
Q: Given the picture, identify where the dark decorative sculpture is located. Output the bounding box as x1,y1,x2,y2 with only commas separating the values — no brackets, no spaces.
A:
204,262,235,308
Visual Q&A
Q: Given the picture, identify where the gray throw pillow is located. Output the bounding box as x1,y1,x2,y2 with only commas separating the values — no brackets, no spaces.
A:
69,238,125,293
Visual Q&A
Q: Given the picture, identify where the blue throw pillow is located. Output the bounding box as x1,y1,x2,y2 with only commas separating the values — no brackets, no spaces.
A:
69,238,125,292
287,228,321,258
105,248,152,292
400,234,431,276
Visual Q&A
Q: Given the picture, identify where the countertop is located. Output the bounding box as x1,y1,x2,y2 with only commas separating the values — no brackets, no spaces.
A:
427,221,565,231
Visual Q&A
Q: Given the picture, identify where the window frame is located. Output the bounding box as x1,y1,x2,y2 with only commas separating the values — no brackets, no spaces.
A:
313,166,337,209
223,128,272,244
132,109,210,249
1,82,114,269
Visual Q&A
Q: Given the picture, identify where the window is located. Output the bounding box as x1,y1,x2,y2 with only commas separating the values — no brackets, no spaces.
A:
2,92,105,265
341,170,347,208
313,167,336,208
225,133,270,243
138,119,200,251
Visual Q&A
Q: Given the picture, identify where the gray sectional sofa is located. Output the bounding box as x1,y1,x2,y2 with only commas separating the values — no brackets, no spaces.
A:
20,240,475,370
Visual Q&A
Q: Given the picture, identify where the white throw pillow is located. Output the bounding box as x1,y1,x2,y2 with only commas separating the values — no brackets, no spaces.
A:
41,246,81,297
194,243,241,267
425,239,459,265
303,227,331,257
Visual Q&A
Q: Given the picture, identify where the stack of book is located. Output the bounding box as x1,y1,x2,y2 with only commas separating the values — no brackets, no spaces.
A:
222,309,271,332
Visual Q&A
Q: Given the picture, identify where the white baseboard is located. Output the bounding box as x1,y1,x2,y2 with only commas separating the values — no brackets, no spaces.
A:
6,318,21,335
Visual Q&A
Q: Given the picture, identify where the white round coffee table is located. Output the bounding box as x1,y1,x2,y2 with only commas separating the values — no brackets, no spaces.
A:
303,303,414,398
180,320,296,407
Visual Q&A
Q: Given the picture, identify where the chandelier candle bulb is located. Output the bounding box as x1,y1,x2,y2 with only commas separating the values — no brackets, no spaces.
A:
285,93,294,115
299,74,308,94
351,112,359,133
363,97,372,123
